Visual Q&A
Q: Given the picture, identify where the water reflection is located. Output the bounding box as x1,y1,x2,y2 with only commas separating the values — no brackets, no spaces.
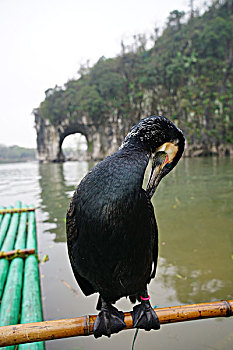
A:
152,157,233,304
38,161,95,242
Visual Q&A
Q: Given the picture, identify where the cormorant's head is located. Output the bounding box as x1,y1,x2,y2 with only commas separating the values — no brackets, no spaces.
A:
146,149,178,198
123,115,185,198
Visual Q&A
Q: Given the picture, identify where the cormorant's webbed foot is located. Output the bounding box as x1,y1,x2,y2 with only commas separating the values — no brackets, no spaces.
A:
131,292,160,331
93,301,126,338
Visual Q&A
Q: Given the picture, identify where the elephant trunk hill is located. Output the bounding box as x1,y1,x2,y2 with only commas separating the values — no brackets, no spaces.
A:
34,0,233,162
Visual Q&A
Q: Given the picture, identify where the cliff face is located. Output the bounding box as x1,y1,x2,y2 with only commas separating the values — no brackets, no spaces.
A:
34,110,126,162
34,111,64,162
34,107,233,162
184,141,233,157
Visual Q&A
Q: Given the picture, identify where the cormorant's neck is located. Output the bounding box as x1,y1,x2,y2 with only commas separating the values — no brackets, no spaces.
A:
116,141,150,192
120,138,151,157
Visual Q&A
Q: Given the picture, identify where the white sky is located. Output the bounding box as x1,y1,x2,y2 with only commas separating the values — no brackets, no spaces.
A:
0,0,203,148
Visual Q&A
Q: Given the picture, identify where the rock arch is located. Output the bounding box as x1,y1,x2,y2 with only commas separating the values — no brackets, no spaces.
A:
34,111,125,162
61,133,88,161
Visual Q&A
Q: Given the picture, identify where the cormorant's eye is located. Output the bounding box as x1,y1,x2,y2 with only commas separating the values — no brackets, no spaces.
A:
165,162,173,170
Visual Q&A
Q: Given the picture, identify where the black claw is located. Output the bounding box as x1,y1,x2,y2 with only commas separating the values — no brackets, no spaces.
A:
93,304,126,338
131,302,160,331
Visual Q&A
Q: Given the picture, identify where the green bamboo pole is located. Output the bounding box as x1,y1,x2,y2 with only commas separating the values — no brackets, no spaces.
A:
0,260,24,350
0,259,24,325
0,207,27,350
0,201,21,299
19,207,45,350
14,209,27,249
27,208,38,253
0,207,12,249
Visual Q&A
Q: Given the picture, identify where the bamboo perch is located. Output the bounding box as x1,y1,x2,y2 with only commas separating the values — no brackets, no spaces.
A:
0,208,35,215
0,248,35,259
0,300,232,347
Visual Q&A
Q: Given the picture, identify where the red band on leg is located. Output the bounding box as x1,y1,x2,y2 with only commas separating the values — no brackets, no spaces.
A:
140,295,150,301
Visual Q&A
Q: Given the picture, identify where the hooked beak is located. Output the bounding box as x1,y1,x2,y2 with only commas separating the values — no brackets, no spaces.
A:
146,153,169,199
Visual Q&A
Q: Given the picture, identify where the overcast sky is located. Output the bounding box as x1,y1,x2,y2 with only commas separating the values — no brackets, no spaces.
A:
0,0,203,148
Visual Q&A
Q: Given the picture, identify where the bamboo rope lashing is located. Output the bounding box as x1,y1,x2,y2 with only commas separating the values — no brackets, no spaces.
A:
0,300,232,347
0,248,35,259
0,208,36,215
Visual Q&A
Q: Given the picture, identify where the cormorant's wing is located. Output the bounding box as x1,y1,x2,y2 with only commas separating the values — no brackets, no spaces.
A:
66,190,95,296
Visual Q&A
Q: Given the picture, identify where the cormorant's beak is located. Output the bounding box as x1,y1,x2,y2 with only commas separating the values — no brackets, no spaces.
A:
146,152,170,199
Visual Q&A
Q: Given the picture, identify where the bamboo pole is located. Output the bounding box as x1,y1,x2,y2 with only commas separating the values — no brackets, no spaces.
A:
0,208,35,215
0,258,24,326
0,202,21,299
0,207,12,249
0,211,27,327
0,300,232,347
0,248,35,259
18,208,45,350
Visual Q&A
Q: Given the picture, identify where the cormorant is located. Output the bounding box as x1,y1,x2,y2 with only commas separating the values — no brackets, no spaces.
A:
66,115,185,338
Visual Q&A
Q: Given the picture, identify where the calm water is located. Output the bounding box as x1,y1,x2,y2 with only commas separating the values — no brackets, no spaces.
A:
0,158,233,350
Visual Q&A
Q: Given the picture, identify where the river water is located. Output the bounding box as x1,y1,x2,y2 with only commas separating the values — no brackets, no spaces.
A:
0,158,232,350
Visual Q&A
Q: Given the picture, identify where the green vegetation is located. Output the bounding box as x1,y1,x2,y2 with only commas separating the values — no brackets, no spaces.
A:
0,145,36,163
36,0,233,148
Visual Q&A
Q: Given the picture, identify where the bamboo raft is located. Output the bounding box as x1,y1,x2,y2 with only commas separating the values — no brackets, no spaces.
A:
0,202,44,350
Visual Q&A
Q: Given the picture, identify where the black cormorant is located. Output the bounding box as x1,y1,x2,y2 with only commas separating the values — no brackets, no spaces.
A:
66,115,185,338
